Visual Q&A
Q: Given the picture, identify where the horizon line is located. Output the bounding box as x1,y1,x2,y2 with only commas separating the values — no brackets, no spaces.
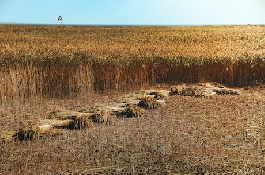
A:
0,22,264,27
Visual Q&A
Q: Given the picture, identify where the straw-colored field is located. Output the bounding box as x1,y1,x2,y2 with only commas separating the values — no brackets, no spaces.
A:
0,84,264,174
0,25,264,105
0,25,264,174
1,25,265,59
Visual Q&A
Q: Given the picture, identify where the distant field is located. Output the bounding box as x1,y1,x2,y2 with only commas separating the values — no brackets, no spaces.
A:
1,25,265,60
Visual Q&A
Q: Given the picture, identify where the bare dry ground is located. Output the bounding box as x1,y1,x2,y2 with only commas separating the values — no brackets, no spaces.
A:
0,84,264,174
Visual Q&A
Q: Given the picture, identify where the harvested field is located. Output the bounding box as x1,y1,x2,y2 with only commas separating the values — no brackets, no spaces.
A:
0,84,264,174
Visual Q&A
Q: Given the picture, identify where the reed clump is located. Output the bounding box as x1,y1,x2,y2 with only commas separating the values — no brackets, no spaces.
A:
0,25,264,105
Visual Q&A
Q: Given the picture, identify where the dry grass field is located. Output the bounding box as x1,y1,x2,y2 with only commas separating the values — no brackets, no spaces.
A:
0,25,264,174
0,25,264,105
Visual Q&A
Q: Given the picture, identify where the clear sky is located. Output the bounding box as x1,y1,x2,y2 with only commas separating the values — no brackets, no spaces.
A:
0,0,265,25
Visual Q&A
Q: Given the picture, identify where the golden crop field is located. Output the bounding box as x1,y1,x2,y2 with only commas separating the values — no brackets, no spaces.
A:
1,25,265,60
0,25,264,174
0,25,264,105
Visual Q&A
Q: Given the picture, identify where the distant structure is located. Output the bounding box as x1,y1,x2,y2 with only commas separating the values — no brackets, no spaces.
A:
58,16,63,26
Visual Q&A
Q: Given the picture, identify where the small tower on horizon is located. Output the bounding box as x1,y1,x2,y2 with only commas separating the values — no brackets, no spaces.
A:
58,16,63,26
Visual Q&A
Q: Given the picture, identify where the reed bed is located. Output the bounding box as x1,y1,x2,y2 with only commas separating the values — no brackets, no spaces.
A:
0,25,264,105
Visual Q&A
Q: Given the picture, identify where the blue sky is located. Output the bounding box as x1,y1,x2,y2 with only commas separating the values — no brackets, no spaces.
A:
0,0,265,25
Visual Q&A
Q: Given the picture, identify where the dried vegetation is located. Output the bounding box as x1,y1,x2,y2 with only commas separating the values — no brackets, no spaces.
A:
0,25,264,174
0,85,264,174
0,25,264,105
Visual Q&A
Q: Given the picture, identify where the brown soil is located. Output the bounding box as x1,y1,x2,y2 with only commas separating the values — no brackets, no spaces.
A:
0,84,264,174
